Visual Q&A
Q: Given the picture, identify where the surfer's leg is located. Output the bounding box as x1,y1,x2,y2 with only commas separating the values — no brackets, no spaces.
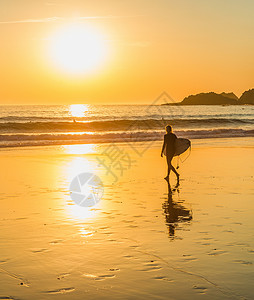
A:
171,165,180,180
167,155,179,180
165,155,173,180
164,168,170,180
164,156,170,180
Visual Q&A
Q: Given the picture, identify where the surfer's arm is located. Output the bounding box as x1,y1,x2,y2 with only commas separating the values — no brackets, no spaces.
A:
161,136,166,157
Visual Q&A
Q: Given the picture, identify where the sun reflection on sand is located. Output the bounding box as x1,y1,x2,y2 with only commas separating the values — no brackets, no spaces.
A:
63,144,97,155
79,228,94,237
66,203,99,221
65,157,95,180
62,146,104,221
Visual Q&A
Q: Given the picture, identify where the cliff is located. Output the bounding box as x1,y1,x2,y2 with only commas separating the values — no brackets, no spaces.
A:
220,92,238,100
181,92,238,105
238,89,254,104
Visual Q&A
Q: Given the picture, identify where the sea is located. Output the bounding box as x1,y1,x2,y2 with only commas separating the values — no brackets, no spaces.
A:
0,104,254,148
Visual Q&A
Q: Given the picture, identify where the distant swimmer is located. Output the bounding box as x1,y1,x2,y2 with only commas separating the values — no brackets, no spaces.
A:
161,125,179,182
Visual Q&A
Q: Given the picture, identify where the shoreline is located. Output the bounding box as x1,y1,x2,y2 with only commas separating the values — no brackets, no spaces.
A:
1,135,254,150
161,103,254,106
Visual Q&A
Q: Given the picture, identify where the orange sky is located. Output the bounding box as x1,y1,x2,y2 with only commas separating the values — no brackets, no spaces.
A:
0,0,253,104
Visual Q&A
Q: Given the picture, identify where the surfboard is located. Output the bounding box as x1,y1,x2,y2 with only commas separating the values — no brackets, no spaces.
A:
174,138,191,156
163,138,191,156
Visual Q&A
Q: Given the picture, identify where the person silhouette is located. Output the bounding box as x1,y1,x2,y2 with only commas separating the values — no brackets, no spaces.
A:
161,125,179,182
163,181,192,239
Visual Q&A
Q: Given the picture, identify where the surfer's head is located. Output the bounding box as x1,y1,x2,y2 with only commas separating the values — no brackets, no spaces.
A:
165,125,172,133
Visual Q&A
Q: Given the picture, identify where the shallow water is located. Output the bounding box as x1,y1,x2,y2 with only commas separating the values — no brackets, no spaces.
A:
0,139,253,299
0,104,254,147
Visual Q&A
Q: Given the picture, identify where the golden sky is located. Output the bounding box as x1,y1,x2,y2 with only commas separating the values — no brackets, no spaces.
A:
0,0,253,104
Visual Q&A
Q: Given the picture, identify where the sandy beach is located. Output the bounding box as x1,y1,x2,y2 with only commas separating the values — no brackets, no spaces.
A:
0,138,254,299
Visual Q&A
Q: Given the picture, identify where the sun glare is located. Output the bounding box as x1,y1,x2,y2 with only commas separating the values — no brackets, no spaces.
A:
49,24,108,74
69,104,89,118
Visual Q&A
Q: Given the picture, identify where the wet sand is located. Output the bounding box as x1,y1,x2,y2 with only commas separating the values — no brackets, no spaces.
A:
0,138,254,299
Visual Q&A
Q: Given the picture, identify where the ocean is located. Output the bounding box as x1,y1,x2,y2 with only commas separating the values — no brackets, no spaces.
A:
0,104,254,147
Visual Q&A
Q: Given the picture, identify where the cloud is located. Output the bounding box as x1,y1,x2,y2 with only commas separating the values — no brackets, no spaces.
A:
0,17,61,24
0,15,142,24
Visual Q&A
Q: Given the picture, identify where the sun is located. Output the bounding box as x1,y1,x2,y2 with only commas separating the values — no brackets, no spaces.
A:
49,24,108,74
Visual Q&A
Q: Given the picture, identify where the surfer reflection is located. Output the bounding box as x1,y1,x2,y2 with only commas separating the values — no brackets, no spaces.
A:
163,181,192,239
161,125,179,182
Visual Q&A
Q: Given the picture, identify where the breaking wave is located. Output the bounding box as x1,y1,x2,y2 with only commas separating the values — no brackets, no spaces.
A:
1,118,254,133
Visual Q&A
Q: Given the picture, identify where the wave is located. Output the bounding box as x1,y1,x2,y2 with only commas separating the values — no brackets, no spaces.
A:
0,128,254,148
1,112,254,123
1,118,254,133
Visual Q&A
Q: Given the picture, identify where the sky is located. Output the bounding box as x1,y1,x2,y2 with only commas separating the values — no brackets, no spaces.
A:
0,0,253,104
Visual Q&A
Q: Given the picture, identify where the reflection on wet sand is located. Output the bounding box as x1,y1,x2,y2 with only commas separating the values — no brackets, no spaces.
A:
163,181,192,239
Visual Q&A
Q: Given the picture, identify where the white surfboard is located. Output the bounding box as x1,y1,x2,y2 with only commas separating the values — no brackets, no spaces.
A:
164,138,191,156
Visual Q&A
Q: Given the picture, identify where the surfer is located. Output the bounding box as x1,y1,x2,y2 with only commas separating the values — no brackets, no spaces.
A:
161,125,179,182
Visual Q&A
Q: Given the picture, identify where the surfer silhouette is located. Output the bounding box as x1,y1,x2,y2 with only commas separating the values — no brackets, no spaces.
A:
161,125,179,182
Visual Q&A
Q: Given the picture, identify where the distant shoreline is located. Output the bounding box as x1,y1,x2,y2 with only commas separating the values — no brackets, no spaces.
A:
161,103,254,106
161,89,254,105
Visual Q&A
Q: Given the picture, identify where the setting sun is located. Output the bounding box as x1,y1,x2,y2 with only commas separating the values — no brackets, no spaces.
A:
48,24,108,74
